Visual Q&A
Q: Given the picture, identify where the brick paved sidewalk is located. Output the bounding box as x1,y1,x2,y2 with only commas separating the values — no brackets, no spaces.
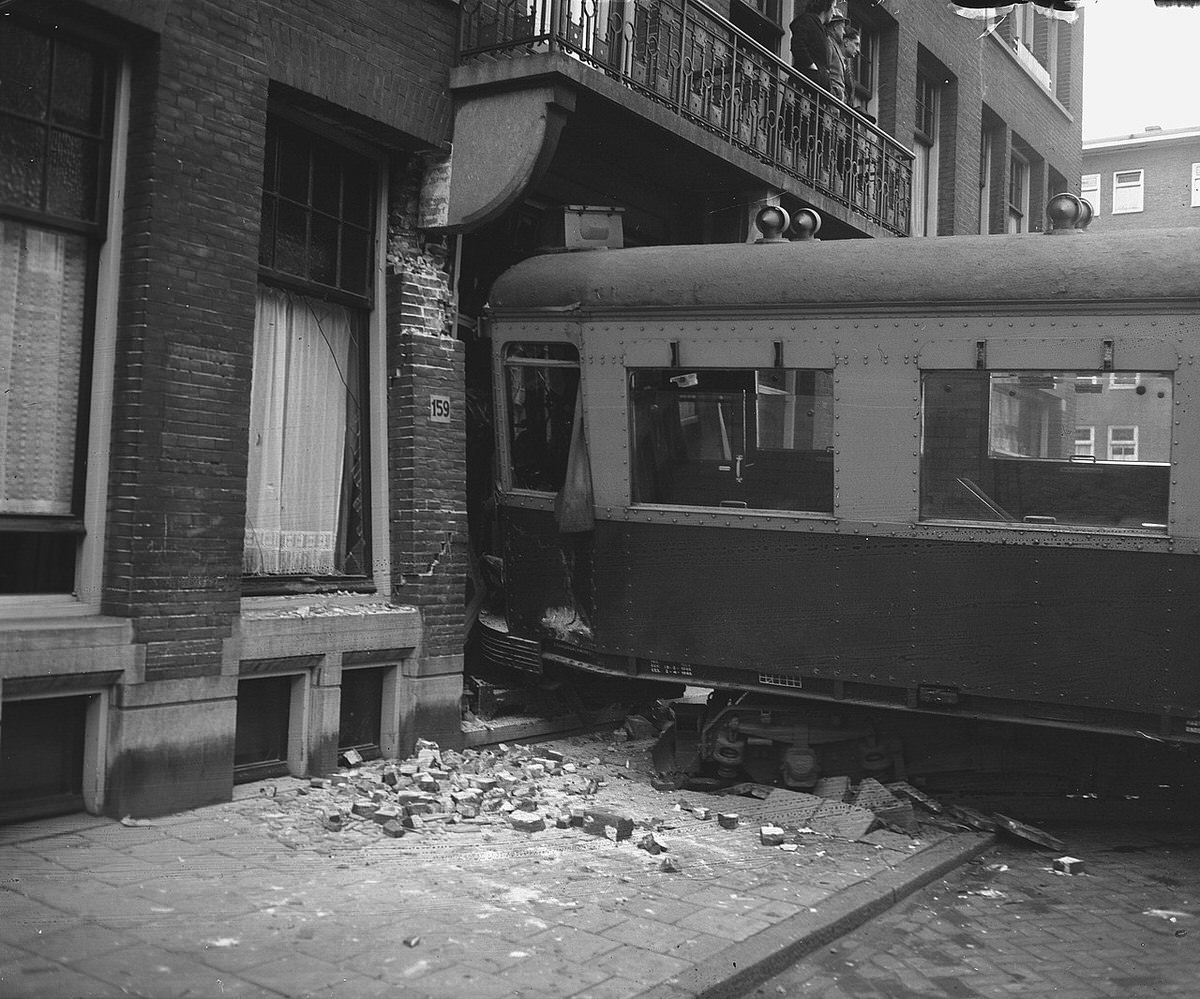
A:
0,738,990,999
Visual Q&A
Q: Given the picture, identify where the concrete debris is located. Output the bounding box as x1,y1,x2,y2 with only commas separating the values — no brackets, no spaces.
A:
340,748,364,767
887,781,944,814
624,714,658,740
759,825,786,847
1052,856,1085,875
659,856,682,873
717,812,739,830
637,832,669,855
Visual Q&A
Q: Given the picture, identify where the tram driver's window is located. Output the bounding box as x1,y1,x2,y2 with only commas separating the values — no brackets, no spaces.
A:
920,370,1172,531
503,343,581,492
629,368,834,513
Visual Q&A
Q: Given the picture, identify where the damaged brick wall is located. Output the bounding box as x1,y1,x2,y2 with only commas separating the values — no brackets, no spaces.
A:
386,161,468,665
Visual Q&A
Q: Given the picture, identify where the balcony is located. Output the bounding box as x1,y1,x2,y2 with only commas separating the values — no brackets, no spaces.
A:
455,0,912,237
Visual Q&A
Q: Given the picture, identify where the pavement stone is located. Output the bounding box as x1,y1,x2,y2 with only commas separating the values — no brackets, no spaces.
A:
0,733,991,998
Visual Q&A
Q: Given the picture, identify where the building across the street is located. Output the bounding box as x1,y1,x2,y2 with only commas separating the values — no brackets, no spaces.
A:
0,0,1082,823
1082,125,1200,229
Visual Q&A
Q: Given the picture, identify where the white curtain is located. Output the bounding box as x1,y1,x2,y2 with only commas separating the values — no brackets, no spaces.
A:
244,286,356,575
0,220,87,516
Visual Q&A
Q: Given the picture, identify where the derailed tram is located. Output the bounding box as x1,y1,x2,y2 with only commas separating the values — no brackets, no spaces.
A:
477,198,1200,788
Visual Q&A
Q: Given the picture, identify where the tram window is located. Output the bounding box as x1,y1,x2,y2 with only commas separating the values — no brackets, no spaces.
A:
921,370,1172,531
629,368,834,513
504,343,581,492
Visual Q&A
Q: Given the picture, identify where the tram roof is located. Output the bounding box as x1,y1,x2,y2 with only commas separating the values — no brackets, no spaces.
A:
488,227,1200,315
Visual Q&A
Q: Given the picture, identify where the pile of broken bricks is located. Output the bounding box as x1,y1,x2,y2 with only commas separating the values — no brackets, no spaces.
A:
277,734,1023,864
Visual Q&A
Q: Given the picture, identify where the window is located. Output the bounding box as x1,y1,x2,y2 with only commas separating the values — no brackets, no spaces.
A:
0,19,114,594
1007,154,1029,233
1112,169,1144,214
504,343,580,492
920,370,1172,531
851,29,879,120
1191,163,1200,208
1109,372,1138,389
630,368,834,513
1080,173,1100,215
1108,426,1138,462
244,119,376,587
979,131,993,234
912,75,939,237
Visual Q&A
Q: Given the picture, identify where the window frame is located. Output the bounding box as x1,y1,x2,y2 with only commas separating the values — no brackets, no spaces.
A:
1007,152,1029,233
912,74,940,237
1074,426,1095,458
1112,168,1145,214
1080,173,1100,216
0,16,119,599
243,114,382,596
501,342,582,498
1107,425,1139,462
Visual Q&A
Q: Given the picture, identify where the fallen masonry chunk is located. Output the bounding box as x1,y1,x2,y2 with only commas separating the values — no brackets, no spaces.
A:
582,810,635,841
381,768,400,787
659,857,682,873
624,714,657,740
760,824,786,846
403,814,425,831
562,763,577,774
321,812,344,832
417,777,440,793
524,764,547,780
329,774,349,787
555,812,571,829
351,800,378,819
309,777,329,789
382,820,406,838
543,749,565,763
692,807,712,821
373,805,402,825
468,776,498,792
1053,856,1085,875
340,748,364,767
637,832,669,855
717,812,739,830
569,807,587,826
371,790,390,803
508,810,546,832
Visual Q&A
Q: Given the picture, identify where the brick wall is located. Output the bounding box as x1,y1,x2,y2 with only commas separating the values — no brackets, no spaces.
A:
386,164,467,660
874,1,1082,236
1083,136,1200,231
103,1,268,679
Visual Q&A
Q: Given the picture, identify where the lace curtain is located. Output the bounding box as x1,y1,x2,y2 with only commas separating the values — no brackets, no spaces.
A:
244,286,358,575
0,220,87,516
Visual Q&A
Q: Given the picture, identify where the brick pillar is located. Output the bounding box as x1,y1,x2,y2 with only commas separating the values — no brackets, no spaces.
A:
102,1,267,816
386,161,467,753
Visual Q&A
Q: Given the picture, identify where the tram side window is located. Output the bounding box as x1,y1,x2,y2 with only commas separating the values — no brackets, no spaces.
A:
629,368,834,513
920,370,1172,531
504,343,581,492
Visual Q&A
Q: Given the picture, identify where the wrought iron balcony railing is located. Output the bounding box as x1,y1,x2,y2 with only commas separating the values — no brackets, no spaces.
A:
459,0,913,236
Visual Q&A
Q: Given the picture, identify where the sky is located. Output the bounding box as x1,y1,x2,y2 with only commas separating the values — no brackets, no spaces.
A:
1081,0,1200,140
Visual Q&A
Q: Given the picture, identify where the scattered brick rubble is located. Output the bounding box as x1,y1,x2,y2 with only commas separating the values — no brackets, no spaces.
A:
245,725,1064,861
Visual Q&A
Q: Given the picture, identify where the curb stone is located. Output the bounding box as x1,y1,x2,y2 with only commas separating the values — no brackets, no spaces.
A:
638,832,997,999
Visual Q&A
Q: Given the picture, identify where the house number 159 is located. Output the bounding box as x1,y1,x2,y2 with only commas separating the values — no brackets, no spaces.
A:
429,394,451,423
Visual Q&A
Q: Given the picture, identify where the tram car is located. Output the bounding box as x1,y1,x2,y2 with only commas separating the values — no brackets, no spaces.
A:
478,197,1200,780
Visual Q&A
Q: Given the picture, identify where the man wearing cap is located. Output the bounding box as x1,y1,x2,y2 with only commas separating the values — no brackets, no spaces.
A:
825,9,850,102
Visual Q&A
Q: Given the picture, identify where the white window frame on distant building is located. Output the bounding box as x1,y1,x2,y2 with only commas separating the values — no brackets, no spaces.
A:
1080,173,1100,215
1112,169,1144,214
1191,163,1200,208
1108,426,1138,462
1074,426,1095,458
1109,373,1139,390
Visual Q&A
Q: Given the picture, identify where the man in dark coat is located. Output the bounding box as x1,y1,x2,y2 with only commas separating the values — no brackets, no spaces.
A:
789,0,837,90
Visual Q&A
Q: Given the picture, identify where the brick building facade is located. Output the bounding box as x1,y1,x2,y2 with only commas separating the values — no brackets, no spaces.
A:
1082,126,1200,230
0,0,464,820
